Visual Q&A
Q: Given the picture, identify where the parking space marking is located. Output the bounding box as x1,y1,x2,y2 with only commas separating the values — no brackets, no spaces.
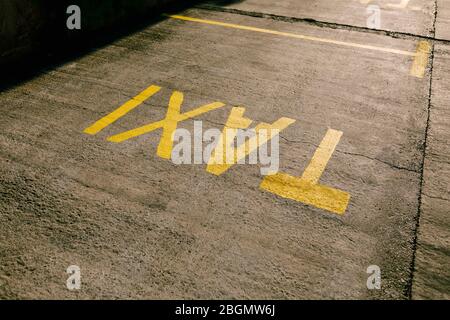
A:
260,129,350,215
167,15,433,78
84,85,162,135
167,14,416,56
410,41,431,78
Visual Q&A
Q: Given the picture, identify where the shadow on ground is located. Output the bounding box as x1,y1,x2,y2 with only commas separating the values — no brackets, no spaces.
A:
0,0,237,92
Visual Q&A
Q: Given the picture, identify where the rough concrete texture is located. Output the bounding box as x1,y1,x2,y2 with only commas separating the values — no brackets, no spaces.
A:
0,0,448,300
412,43,450,300
0,0,44,59
204,0,436,36
436,0,450,40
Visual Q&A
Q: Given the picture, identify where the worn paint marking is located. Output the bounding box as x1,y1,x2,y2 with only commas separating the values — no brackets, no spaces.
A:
410,41,431,78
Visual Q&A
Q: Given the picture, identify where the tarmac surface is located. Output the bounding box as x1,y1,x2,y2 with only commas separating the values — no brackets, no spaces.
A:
0,0,448,299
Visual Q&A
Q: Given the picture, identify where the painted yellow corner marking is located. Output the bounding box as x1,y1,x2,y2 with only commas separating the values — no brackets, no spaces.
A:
260,129,350,215
84,85,162,135
166,14,416,57
410,41,431,78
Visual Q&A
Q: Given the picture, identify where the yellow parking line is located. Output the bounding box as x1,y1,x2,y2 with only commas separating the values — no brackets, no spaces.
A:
166,14,416,57
410,41,431,78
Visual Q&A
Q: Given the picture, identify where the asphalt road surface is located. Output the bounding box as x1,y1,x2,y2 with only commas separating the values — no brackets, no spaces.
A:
0,0,449,299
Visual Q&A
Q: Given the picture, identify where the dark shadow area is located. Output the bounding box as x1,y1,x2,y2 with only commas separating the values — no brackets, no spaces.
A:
199,0,244,4
200,0,244,5
0,0,209,92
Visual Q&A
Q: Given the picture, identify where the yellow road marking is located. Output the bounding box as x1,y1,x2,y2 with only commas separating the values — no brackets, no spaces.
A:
260,129,350,215
206,107,253,170
301,129,343,184
108,102,225,143
167,14,416,57
261,173,351,215
157,91,184,159
108,91,226,159
206,107,295,175
410,41,431,78
84,85,161,135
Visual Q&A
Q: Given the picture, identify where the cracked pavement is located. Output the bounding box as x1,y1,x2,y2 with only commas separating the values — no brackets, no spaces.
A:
0,0,448,299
